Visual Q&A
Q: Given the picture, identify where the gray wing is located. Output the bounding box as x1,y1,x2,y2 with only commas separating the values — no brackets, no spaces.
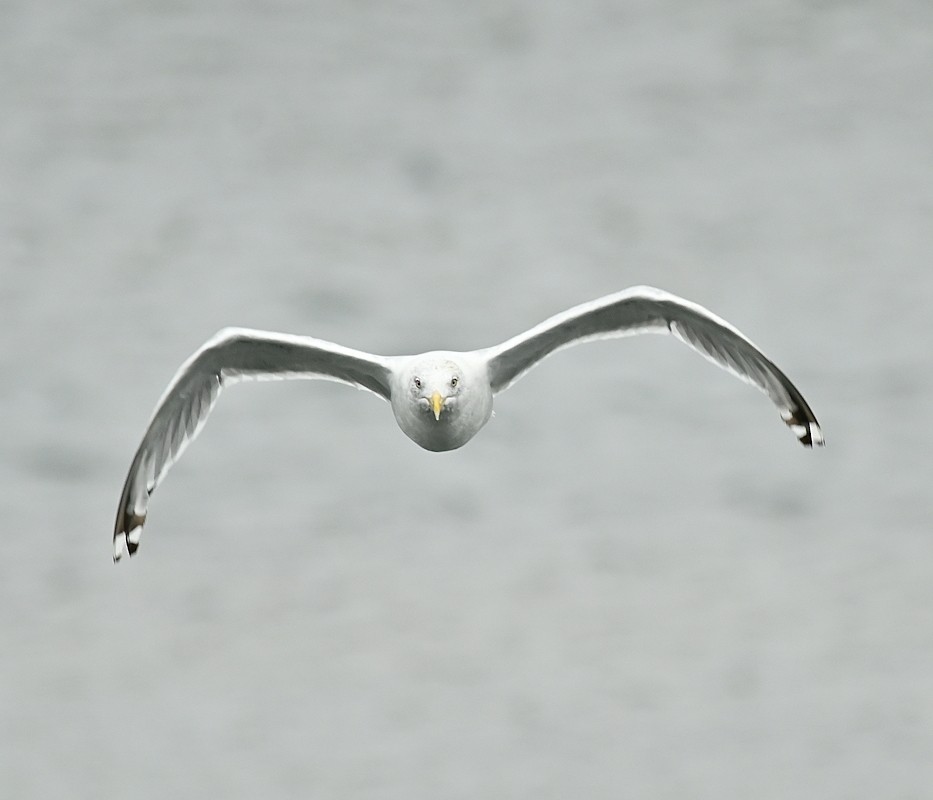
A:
484,286,823,448
113,327,393,561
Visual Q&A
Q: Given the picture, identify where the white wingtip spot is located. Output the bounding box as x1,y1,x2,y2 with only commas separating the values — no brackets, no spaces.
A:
113,533,127,562
127,527,142,546
810,424,825,446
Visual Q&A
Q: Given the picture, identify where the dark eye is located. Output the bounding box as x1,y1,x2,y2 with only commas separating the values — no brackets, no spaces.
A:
450,376,458,387
413,377,422,389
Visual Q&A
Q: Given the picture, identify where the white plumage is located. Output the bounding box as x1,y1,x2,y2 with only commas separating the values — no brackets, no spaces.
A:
113,286,823,561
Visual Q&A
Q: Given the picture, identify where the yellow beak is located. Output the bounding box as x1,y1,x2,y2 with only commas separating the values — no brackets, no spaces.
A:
430,391,444,421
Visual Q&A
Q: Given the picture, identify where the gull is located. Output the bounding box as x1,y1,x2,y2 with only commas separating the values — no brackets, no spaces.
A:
113,286,824,560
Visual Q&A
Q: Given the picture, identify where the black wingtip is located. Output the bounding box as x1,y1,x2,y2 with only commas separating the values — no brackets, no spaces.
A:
782,408,825,448
113,511,146,562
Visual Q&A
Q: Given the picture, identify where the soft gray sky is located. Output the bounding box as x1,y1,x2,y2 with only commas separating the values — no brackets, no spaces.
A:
2,2,932,798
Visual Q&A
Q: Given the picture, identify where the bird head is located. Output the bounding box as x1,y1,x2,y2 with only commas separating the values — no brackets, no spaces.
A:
409,360,463,421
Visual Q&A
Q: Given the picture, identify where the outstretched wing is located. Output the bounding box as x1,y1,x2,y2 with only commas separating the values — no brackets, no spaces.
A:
483,286,824,448
113,328,392,561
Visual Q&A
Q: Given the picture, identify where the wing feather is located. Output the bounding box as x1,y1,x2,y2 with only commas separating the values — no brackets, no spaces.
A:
113,328,392,560
484,286,823,448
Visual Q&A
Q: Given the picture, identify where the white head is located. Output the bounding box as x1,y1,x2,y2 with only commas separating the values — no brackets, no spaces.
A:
408,358,463,421
390,353,494,452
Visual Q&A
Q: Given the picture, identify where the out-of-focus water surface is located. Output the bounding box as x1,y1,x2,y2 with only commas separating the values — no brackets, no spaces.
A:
2,1,932,797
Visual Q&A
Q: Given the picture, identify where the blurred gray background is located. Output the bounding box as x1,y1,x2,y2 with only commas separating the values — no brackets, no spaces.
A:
2,1,932,797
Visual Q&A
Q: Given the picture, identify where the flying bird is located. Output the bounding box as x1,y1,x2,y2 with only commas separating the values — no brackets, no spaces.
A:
113,286,823,561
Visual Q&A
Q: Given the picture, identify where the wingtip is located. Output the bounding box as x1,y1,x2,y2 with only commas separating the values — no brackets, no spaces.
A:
113,511,146,563
796,424,825,448
808,424,826,448
781,407,824,449
797,420,825,448
113,532,127,562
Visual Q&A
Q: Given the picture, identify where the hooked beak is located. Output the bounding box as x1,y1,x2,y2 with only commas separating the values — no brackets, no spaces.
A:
430,391,444,421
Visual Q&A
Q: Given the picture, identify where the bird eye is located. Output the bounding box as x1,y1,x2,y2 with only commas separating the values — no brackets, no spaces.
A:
413,377,422,389
450,376,458,387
